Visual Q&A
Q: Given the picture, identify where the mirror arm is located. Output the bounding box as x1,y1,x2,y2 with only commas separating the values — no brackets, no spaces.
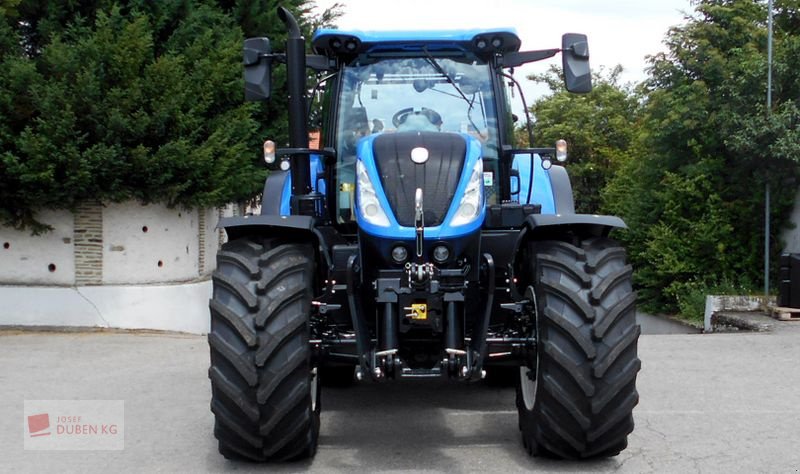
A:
307,54,336,71
249,53,333,70
499,48,560,68
244,52,285,66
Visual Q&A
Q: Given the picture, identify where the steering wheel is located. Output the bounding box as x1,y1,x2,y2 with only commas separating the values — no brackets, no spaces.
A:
392,107,442,128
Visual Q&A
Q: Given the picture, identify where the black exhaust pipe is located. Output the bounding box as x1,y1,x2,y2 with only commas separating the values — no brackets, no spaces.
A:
277,7,312,203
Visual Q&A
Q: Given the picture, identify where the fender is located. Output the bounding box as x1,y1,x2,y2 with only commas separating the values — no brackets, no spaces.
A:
548,165,575,214
507,213,627,297
260,170,290,216
524,213,626,238
218,215,333,269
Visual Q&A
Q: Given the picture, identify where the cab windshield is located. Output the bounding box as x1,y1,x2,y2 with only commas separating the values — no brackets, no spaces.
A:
335,54,500,223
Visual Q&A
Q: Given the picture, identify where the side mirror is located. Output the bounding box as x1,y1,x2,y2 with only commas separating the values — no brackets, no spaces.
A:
244,37,272,101
510,168,520,196
562,33,592,93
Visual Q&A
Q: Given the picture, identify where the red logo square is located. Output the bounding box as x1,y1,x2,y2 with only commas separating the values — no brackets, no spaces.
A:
28,413,50,437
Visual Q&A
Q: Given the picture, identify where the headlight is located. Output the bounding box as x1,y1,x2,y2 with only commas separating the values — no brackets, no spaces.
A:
356,160,390,227
433,245,450,263
391,245,408,263
450,158,483,227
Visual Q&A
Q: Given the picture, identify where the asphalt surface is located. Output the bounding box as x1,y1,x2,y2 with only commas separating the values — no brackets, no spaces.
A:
2,319,800,473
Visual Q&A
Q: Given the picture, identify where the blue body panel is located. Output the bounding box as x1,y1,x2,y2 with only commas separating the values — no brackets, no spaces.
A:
356,133,485,240
312,28,523,55
279,154,325,216
512,154,556,214
279,174,290,215
313,28,519,44
277,150,561,224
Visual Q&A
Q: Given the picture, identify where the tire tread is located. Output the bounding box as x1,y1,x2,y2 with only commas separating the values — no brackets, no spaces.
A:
517,237,640,460
208,238,318,462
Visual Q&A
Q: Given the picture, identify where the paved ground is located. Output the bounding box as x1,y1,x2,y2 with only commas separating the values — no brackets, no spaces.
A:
2,320,800,473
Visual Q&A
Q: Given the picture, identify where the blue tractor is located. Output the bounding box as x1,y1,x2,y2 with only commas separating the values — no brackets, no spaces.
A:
209,7,640,462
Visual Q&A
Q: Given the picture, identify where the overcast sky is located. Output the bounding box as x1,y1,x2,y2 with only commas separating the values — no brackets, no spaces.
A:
312,0,695,111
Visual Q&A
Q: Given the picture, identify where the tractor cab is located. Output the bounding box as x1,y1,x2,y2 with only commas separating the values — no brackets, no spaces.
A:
246,25,592,227
321,31,509,228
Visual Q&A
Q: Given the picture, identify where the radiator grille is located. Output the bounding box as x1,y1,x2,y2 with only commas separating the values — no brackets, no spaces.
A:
372,132,466,227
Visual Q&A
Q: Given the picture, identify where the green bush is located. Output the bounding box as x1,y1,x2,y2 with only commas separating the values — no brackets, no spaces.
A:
534,0,800,315
604,0,800,312
0,1,337,232
674,279,757,324
526,66,640,214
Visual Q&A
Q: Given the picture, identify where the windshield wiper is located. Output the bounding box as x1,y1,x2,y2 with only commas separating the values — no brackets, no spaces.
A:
422,46,472,109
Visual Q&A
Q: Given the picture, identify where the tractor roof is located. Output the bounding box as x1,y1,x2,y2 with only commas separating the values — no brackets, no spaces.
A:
311,28,522,57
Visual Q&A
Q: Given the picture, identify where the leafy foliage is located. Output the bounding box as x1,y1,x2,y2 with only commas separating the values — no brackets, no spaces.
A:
532,0,800,316
0,0,338,231
527,66,640,214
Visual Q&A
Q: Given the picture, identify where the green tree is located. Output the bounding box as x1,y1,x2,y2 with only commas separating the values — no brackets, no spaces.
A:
0,1,338,231
527,65,641,214
604,0,800,315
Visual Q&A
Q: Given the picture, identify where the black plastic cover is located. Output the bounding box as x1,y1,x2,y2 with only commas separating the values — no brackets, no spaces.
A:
243,37,271,101
779,253,800,308
485,203,541,228
261,170,289,215
525,213,627,238
372,132,466,227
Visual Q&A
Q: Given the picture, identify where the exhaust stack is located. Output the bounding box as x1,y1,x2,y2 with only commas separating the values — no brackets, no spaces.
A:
277,7,312,205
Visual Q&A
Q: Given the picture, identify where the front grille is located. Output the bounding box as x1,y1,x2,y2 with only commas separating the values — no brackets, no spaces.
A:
372,132,466,227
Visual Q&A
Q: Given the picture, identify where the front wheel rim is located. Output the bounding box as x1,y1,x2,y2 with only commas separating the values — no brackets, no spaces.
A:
520,366,537,410
521,285,539,411
310,367,318,411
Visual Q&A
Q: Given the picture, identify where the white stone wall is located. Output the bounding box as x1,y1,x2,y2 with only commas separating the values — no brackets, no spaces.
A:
0,281,212,334
0,209,76,285
0,202,220,286
0,201,225,333
102,203,200,284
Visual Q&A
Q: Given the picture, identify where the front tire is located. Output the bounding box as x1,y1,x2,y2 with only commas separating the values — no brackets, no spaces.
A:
517,238,641,459
208,238,320,462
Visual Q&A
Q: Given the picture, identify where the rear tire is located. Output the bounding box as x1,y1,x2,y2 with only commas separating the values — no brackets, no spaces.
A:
516,237,640,459
208,238,320,462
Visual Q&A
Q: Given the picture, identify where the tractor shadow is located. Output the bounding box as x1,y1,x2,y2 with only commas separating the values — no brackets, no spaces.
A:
204,377,627,472
319,378,514,471
317,378,622,472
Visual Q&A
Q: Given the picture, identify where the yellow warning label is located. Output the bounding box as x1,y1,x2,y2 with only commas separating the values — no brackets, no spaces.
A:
409,303,427,320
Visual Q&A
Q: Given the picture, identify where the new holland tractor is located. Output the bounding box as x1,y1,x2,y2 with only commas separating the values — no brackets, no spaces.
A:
208,6,640,462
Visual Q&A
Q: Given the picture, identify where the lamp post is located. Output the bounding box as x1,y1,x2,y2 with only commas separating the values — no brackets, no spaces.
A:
764,0,773,297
